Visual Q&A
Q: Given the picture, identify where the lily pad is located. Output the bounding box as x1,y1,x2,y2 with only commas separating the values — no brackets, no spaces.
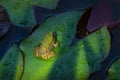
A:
19,7,111,79
107,58,120,80
81,26,111,73
20,11,83,80
0,44,23,80
48,26,110,80
0,0,59,27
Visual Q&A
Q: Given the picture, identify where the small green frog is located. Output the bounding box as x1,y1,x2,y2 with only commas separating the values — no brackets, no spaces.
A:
34,32,59,59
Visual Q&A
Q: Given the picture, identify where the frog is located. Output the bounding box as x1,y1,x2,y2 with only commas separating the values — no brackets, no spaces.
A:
34,32,59,59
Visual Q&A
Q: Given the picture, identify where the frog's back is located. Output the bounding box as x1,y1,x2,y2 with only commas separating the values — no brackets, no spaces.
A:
40,32,55,51
43,32,54,44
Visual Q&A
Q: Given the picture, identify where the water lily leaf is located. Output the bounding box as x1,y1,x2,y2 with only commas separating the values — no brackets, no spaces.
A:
81,26,111,74
48,26,110,80
0,0,59,27
107,58,120,80
0,44,23,80
20,11,83,80
20,9,110,79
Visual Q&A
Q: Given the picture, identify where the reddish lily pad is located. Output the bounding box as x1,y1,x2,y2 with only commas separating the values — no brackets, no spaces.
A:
0,5,10,40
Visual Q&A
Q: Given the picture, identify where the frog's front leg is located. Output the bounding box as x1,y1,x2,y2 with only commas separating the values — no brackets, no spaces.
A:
34,47,40,57
53,42,59,47
41,51,55,59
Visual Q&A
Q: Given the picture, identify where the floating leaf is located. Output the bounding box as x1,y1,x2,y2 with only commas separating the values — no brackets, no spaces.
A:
107,58,120,80
0,0,59,27
0,44,23,80
19,8,110,79
82,26,110,73
48,26,110,80
19,11,83,80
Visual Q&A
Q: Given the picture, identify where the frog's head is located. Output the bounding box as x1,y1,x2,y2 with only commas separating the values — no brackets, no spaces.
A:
46,32,53,37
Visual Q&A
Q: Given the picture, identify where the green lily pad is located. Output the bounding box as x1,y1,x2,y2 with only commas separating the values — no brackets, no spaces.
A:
19,7,111,79
48,26,110,80
81,26,111,73
0,0,59,27
20,11,83,80
107,58,120,80
0,44,23,80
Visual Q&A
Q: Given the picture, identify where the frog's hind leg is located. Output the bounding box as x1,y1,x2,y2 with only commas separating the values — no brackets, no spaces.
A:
41,51,55,59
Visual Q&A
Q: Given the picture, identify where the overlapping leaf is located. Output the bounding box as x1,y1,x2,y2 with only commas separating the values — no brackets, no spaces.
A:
0,44,23,80
19,10,110,80
0,0,59,27
107,58,120,80
48,27,110,80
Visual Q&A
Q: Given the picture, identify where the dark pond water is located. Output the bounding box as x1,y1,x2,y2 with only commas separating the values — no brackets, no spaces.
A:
0,0,120,80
